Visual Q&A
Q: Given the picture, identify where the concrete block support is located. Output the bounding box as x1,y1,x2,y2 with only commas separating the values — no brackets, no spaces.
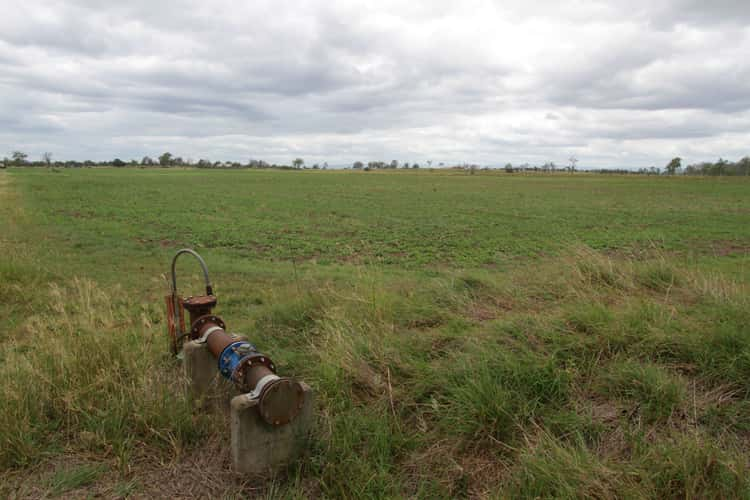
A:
231,383,315,475
183,340,235,405
183,340,216,400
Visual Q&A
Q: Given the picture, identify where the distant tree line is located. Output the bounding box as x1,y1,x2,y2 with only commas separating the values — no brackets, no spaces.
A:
2,151,748,176
351,160,429,170
618,157,750,176
682,157,750,176
0,151,322,170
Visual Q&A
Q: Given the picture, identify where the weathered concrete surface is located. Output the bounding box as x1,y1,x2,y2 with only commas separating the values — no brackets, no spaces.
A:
183,340,235,406
230,383,315,475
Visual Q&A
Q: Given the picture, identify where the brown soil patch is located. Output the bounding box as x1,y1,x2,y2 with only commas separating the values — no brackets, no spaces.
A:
708,240,750,257
2,433,311,499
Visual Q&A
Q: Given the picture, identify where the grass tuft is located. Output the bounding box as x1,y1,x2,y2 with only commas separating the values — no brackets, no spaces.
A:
597,360,685,424
0,278,206,469
501,433,625,499
636,259,680,292
48,463,106,496
638,436,748,499
441,348,570,443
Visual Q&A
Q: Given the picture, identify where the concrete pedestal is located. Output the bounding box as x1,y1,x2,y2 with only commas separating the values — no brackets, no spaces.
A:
230,383,315,475
183,339,315,474
183,340,236,406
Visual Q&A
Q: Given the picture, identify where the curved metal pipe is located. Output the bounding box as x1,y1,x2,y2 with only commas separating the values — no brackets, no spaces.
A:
169,249,213,353
171,248,213,296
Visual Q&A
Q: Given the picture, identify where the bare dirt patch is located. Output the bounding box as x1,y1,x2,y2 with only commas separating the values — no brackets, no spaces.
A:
708,240,750,257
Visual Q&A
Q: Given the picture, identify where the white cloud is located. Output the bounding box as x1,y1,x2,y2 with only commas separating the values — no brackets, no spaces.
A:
0,0,748,167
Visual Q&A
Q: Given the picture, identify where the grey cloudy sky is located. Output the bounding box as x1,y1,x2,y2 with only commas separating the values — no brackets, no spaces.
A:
1,0,748,167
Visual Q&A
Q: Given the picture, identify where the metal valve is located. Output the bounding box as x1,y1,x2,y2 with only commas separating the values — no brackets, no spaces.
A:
166,249,305,426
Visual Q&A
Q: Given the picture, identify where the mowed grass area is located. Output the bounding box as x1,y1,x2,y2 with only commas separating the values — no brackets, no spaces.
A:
1,168,750,498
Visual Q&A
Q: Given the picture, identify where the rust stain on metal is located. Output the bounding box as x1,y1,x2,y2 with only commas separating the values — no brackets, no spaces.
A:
183,294,217,326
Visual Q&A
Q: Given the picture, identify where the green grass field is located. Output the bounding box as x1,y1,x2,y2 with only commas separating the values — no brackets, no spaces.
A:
2,168,750,498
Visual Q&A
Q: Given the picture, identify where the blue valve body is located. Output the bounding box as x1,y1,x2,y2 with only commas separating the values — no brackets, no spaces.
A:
218,341,257,379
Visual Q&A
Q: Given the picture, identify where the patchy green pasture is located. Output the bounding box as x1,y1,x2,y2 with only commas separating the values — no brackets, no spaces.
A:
1,168,749,498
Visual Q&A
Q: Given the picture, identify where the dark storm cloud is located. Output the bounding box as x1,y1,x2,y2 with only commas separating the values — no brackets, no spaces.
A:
0,0,748,167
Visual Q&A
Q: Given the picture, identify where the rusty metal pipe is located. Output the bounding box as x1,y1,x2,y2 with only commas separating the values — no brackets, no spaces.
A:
169,249,305,426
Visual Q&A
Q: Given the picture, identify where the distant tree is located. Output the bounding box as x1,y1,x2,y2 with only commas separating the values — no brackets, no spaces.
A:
504,163,513,173
401,162,409,169
568,156,578,173
42,152,53,166
352,161,363,169
141,156,154,165
312,163,320,169
112,158,126,167
11,151,27,165
412,163,420,169
322,162,328,170
292,158,304,169
713,158,729,176
665,157,681,175
739,157,750,176
390,160,398,169
158,152,173,166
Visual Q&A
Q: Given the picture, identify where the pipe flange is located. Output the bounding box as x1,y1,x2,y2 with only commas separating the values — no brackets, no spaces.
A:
182,294,217,312
189,314,226,339
231,353,276,393
258,378,305,426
